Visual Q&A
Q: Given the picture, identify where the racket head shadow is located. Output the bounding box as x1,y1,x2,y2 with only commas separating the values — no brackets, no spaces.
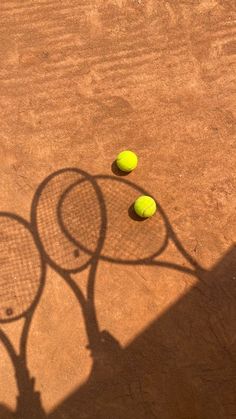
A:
0,213,45,324
31,168,106,274
59,174,170,265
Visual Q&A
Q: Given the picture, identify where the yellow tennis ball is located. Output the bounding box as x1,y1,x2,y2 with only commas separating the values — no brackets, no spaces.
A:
116,150,138,172
134,195,157,218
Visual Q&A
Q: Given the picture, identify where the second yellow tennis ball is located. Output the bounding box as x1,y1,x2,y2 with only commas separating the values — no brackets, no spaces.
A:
116,150,138,172
134,195,157,218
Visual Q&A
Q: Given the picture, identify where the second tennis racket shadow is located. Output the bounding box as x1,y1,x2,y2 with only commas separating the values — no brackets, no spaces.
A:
31,168,122,370
0,213,47,419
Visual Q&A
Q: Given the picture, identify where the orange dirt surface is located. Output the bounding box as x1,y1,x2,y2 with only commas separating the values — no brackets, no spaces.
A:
0,1,235,418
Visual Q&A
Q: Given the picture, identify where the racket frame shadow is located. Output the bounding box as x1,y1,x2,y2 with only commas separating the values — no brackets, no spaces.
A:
0,212,46,418
31,168,107,355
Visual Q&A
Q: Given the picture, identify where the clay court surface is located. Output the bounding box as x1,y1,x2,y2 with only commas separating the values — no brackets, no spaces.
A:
0,1,236,418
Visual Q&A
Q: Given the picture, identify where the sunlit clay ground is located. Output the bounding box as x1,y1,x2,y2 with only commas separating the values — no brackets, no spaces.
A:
0,1,235,418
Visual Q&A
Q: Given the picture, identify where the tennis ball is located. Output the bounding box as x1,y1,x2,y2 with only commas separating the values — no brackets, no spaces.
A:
116,150,138,172
134,195,157,218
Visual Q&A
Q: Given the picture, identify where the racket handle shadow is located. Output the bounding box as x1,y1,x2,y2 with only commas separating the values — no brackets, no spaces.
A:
86,330,123,380
15,369,46,419
86,330,122,355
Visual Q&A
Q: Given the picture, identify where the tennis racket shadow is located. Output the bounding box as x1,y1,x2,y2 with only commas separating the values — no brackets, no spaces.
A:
31,168,124,375
30,168,209,416
0,213,47,419
58,173,207,365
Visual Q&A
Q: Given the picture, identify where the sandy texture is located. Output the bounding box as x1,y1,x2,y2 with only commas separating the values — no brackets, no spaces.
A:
0,0,235,418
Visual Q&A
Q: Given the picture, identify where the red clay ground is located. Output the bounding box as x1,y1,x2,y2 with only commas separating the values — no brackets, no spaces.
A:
0,1,236,418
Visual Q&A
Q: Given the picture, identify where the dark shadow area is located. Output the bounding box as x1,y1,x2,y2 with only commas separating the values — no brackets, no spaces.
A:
128,203,147,222
0,167,235,419
49,245,236,419
111,161,132,176
0,404,14,419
